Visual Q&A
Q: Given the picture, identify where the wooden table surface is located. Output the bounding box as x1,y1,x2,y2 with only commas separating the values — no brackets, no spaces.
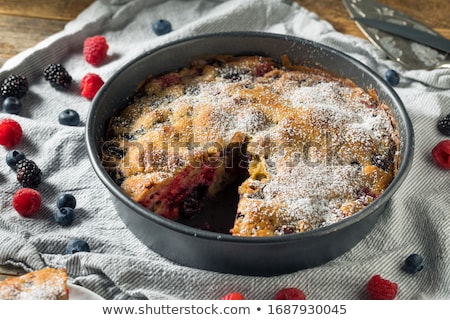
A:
0,0,449,280
1,0,450,68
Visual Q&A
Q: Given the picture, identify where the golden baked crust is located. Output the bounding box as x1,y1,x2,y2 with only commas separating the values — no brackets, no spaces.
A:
0,267,68,300
102,55,399,236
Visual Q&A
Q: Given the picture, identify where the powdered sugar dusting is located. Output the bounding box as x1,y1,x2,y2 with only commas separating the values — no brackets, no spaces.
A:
0,268,67,300
104,55,399,236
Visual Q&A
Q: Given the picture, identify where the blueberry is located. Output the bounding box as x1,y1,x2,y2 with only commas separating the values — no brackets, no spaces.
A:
2,96,22,114
384,69,400,86
65,238,90,254
6,149,26,170
57,193,77,209
54,207,75,226
151,19,172,36
58,109,80,126
404,253,424,274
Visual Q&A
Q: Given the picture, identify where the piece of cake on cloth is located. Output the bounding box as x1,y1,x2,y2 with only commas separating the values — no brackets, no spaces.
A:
0,267,69,300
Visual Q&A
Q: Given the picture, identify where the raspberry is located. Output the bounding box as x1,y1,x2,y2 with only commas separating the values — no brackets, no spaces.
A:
367,274,398,300
431,140,450,169
83,35,109,66
43,63,72,91
80,73,104,100
1,74,28,99
156,73,181,89
0,118,23,149
16,158,42,188
255,60,272,77
274,287,306,300
220,292,245,300
12,188,41,217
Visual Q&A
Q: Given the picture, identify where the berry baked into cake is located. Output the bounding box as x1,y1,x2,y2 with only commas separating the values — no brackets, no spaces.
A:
0,267,69,300
102,55,400,237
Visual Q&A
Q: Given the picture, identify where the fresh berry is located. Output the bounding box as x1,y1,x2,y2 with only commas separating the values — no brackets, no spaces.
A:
384,69,400,86
255,60,272,76
431,140,450,169
83,35,109,66
0,118,23,149
65,238,90,254
54,207,75,226
157,73,181,89
220,292,246,300
2,96,22,114
80,73,104,100
404,253,424,274
0,74,28,99
274,287,306,300
43,63,72,91
151,19,172,36
179,184,208,218
16,158,42,188
12,188,41,217
57,193,77,209
367,274,398,300
437,114,450,136
58,109,80,126
6,149,26,170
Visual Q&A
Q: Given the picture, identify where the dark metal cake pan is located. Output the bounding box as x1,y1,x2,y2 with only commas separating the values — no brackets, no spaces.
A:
85,32,414,276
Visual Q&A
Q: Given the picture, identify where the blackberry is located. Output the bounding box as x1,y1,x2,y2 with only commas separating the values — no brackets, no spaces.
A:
0,74,28,99
437,114,450,136
16,158,42,188
179,184,208,218
371,153,389,171
43,63,72,91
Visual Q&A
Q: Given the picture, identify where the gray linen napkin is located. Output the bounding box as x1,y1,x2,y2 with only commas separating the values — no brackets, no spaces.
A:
1,0,449,300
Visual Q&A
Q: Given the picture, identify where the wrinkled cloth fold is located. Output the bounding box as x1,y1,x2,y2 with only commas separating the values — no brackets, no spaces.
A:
1,0,449,300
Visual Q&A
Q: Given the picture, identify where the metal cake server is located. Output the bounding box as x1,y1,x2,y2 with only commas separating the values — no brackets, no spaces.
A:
343,0,450,69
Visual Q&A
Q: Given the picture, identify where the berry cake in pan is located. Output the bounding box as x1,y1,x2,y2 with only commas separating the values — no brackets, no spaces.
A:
102,54,400,237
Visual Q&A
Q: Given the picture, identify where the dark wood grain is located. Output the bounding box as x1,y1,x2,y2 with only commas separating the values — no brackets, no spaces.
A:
0,15,67,64
0,0,94,20
297,0,450,39
0,0,93,66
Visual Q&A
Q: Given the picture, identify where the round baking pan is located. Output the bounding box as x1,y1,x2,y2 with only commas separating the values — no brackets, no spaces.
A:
86,32,414,276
